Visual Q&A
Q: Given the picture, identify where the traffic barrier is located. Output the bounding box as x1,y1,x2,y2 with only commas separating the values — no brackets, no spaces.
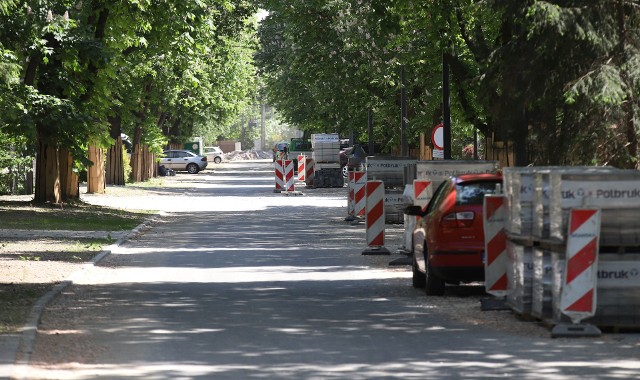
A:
298,154,306,181
345,172,356,220
353,171,366,217
413,180,432,214
363,180,390,255
283,159,295,192
483,195,508,297
274,160,284,192
305,158,315,187
559,208,600,324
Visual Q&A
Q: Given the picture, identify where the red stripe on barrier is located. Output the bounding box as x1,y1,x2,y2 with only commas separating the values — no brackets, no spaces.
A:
355,187,366,201
367,201,384,229
414,181,431,195
566,238,597,283
484,196,504,222
566,288,595,313
370,231,384,246
489,274,508,292
367,180,381,194
570,209,598,234
486,230,506,266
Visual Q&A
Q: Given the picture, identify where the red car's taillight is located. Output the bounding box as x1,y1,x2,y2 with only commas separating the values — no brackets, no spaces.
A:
441,211,475,228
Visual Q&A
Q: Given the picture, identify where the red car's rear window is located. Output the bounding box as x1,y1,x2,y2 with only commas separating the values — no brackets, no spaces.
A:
455,181,501,205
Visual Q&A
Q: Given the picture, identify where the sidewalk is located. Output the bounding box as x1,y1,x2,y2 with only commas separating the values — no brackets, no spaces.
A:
0,216,158,380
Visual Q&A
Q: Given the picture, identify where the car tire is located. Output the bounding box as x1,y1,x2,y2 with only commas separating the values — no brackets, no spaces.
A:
412,254,426,288
214,157,222,164
186,163,199,174
424,254,446,296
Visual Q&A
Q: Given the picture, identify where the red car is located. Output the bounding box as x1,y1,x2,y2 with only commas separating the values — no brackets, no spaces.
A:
407,173,503,295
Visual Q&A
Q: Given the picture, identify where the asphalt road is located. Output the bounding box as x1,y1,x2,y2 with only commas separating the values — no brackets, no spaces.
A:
18,161,640,379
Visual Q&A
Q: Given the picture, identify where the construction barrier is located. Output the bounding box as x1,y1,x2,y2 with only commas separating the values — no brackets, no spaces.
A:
353,171,366,217
363,180,389,255
283,159,295,192
274,160,284,192
347,171,355,218
305,157,315,187
298,154,306,181
483,195,508,297
413,180,432,214
560,208,600,324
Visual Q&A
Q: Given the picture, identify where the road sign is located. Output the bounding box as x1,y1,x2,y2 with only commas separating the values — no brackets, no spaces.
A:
432,124,444,150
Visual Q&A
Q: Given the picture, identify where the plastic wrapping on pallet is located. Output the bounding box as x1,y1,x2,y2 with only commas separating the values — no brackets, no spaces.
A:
548,170,640,244
366,156,417,189
506,240,534,315
551,250,640,327
531,247,554,319
311,133,339,144
312,142,340,163
384,189,405,224
502,168,536,236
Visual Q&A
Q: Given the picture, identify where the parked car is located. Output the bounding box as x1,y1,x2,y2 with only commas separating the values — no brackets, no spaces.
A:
160,150,208,174
405,173,503,295
204,146,224,164
339,144,367,178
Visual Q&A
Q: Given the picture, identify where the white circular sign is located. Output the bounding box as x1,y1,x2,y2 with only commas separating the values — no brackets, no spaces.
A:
432,124,444,150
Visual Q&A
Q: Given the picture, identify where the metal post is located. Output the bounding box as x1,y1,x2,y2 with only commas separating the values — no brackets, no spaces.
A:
260,103,266,151
401,66,408,157
474,128,479,160
443,53,452,159
368,108,374,155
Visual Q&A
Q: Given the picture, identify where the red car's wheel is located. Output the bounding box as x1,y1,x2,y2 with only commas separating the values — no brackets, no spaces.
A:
425,253,445,296
412,253,426,288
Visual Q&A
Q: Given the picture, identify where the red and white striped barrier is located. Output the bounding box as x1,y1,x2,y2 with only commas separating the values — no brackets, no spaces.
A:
353,171,367,217
413,180,432,213
483,195,508,297
305,158,315,187
298,155,306,181
274,160,284,192
283,159,295,192
347,172,356,217
560,208,601,324
363,180,388,254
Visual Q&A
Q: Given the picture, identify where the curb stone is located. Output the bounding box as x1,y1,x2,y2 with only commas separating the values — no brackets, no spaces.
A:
9,211,165,380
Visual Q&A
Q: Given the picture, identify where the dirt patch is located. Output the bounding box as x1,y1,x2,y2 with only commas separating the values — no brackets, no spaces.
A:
0,238,107,334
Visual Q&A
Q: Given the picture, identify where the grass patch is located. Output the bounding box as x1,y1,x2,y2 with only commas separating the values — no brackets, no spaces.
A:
0,201,153,231
0,284,50,334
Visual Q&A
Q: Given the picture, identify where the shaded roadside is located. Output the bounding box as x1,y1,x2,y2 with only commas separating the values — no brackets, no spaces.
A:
0,191,159,379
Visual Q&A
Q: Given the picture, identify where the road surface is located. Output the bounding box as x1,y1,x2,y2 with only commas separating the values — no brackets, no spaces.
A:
18,161,640,379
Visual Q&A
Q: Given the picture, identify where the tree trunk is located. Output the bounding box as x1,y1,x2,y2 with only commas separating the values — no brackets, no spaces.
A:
141,145,155,181
87,145,106,194
59,148,79,201
106,136,125,185
34,139,61,204
130,125,143,183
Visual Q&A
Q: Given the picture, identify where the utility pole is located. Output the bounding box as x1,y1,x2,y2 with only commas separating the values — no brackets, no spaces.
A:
260,103,266,151
400,66,408,157
368,108,374,155
443,52,452,159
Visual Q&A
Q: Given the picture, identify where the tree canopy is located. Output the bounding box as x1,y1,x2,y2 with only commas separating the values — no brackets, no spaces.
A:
0,0,258,170
256,0,640,167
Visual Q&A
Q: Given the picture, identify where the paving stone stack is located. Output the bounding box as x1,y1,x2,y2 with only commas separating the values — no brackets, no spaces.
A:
504,166,640,328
